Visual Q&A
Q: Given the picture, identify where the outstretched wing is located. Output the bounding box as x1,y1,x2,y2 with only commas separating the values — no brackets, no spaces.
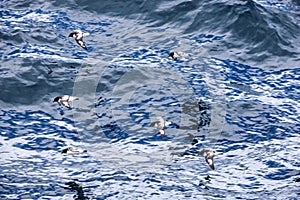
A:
178,51,190,58
68,96,79,101
165,121,172,126
159,129,166,136
199,148,213,156
215,152,223,156
76,39,87,50
205,157,215,170
83,32,91,37
61,100,71,108
150,121,158,127
68,32,76,37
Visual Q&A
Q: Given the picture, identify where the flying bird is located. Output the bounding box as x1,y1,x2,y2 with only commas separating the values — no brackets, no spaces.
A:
68,30,90,50
199,181,209,190
169,51,190,60
61,147,87,154
53,95,79,109
150,116,172,136
199,148,223,170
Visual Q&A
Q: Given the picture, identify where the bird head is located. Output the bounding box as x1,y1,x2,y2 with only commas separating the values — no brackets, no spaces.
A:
165,121,172,126
53,97,61,102
169,52,176,60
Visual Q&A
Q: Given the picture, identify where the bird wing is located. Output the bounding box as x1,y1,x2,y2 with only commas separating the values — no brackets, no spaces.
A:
165,121,172,126
68,32,75,37
159,129,166,136
83,32,91,37
178,51,189,58
150,121,158,127
53,96,62,102
61,100,71,108
199,148,213,156
60,95,70,101
76,39,87,50
205,157,215,170
68,96,79,101
215,152,223,156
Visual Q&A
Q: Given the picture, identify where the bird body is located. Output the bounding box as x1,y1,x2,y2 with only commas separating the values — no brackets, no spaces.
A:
151,117,172,136
61,147,87,154
200,148,223,170
169,51,190,60
53,95,79,108
68,30,90,50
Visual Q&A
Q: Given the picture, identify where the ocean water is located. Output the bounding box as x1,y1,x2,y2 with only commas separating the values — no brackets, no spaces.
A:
0,0,299,199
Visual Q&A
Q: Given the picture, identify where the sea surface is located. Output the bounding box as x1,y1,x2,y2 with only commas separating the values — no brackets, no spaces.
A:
0,0,299,199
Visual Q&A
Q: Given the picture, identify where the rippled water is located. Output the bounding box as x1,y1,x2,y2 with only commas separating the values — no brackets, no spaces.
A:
1,0,299,199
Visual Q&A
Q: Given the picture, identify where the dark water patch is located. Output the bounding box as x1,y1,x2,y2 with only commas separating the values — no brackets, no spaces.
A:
130,111,150,124
0,110,79,142
264,168,298,180
0,166,74,199
13,136,65,152
0,58,80,106
149,1,198,27
218,141,248,152
76,0,162,19
265,160,285,168
192,33,226,45
255,0,300,11
237,181,263,190
100,123,128,142
185,1,298,67
227,113,297,144
160,184,190,192
97,192,120,200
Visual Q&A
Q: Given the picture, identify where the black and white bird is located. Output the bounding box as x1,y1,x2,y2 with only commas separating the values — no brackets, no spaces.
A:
150,116,172,136
61,147,87,154
199,181,209,190
68,30,90,50
53,95,79,109
169,51,190,60
199,148,223,170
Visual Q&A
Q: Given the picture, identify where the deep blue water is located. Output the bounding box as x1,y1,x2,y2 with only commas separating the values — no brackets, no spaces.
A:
0,0,300,199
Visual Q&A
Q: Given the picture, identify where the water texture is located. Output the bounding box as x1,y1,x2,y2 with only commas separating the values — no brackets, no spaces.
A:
0,0,299,199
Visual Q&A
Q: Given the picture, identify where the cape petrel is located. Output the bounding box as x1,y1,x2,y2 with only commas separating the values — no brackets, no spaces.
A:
68,30,90,50
61,147,87,154
150,116,172,136
169,51,190,60
53,95,79,109
199,148,223,170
